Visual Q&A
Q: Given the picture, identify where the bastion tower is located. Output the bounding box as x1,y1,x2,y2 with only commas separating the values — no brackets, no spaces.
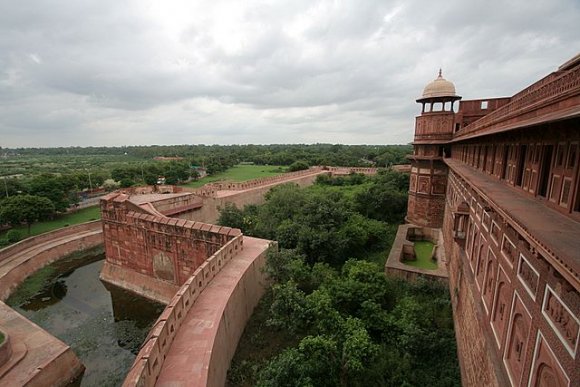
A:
407,70,461,227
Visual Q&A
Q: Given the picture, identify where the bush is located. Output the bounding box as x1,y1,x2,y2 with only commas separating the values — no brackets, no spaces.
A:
120,178,135,188
6,230,23,243
288,161,309,172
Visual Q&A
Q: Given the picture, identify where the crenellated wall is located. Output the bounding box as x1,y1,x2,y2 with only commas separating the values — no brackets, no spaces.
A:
121,235,272,387
188,168,327,224
100,193,242,303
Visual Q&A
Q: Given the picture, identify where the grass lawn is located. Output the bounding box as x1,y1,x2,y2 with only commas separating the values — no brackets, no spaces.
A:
182,165,286,188
0,206,101,240
404,240,438,270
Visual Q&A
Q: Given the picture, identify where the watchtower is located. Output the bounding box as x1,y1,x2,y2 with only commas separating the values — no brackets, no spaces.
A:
407,70,461,227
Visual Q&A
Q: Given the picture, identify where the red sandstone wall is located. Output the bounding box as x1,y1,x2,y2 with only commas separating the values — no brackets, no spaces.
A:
148,194,203,216
190,171,324,224
407,193,446,228
25,347,85,387
444,170,579,386
0,221,101,265
122,235,247,386
101,201,241,287
206,242,270,387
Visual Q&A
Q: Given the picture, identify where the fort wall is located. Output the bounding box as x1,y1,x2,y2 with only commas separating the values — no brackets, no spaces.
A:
444,167,579,386
100,193,243,303
122,235,264,386
190,169,326,224
0,221,100,266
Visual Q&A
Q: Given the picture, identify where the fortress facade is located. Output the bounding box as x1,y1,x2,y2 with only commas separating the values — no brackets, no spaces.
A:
404,55,580,386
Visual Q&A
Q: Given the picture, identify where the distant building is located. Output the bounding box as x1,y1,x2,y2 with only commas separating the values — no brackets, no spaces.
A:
191,165,207,179
153,156,184,161
399,55,579,386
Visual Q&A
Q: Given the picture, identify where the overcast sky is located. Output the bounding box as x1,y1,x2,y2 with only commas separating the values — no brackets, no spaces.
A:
1,0,578,148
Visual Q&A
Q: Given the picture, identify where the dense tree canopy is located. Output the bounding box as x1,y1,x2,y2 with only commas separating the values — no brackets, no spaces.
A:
222,172,460,386
0,195,55,233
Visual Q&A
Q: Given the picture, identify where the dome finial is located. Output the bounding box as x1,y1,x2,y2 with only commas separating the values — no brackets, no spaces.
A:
438,68,442,78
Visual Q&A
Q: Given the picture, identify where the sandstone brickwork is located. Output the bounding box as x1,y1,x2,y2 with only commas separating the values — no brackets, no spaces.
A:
403,56,580,386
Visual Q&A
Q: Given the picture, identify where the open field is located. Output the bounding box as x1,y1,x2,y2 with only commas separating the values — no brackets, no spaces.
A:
182,164,286,188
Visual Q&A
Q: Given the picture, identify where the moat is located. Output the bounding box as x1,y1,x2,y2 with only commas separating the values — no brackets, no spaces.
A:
6,248,164,386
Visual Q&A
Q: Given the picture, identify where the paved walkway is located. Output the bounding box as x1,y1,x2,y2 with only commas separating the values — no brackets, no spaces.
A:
0,302,82,385
156,237,271,387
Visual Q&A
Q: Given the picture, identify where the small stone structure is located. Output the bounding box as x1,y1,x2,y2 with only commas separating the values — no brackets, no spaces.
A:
385,224,448,282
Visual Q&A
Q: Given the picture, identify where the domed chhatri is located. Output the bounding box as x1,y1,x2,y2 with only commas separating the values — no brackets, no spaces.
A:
419,69,460,100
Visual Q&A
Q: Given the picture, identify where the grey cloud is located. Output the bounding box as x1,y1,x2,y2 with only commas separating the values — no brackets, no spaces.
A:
0,0,578,147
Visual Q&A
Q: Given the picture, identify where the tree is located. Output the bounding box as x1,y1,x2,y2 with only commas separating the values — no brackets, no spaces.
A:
0,195,55,234
28,174,74,212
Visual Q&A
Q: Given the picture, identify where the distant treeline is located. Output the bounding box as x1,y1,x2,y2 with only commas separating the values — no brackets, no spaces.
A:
2,144,412,169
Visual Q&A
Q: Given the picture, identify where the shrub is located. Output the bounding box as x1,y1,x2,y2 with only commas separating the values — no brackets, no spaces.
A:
6,229,23,243
288,161,309,172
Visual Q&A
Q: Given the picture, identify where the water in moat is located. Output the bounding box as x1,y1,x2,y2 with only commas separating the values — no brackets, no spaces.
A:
6,248,164,386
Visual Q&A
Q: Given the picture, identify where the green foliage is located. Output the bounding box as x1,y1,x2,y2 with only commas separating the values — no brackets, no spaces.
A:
226,171,459,387
0,194,55,233
120,178,135,188
220,180,393,266
252,256,459,386
28,174,74,212
287,160,309,172
354,170,409,223
6,264,57,306
5,229,22,243
0,206,101,243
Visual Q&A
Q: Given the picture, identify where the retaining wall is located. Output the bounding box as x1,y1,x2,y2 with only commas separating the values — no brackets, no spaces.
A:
190,170,325,224
385,224,448,283
0,221,101,266
0,224,99,387
0,221,103,301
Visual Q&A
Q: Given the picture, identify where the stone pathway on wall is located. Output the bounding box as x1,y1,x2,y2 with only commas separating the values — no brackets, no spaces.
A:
155,237,271,387
0,302,84,386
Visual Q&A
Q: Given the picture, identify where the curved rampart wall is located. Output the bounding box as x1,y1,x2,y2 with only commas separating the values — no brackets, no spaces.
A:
0,222,101,387
325,166,378,175
123,235,245,386
0,221,103,300
0,221,101,265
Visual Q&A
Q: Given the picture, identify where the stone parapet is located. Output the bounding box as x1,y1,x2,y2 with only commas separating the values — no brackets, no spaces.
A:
454,64,580,141
122,235,245,387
